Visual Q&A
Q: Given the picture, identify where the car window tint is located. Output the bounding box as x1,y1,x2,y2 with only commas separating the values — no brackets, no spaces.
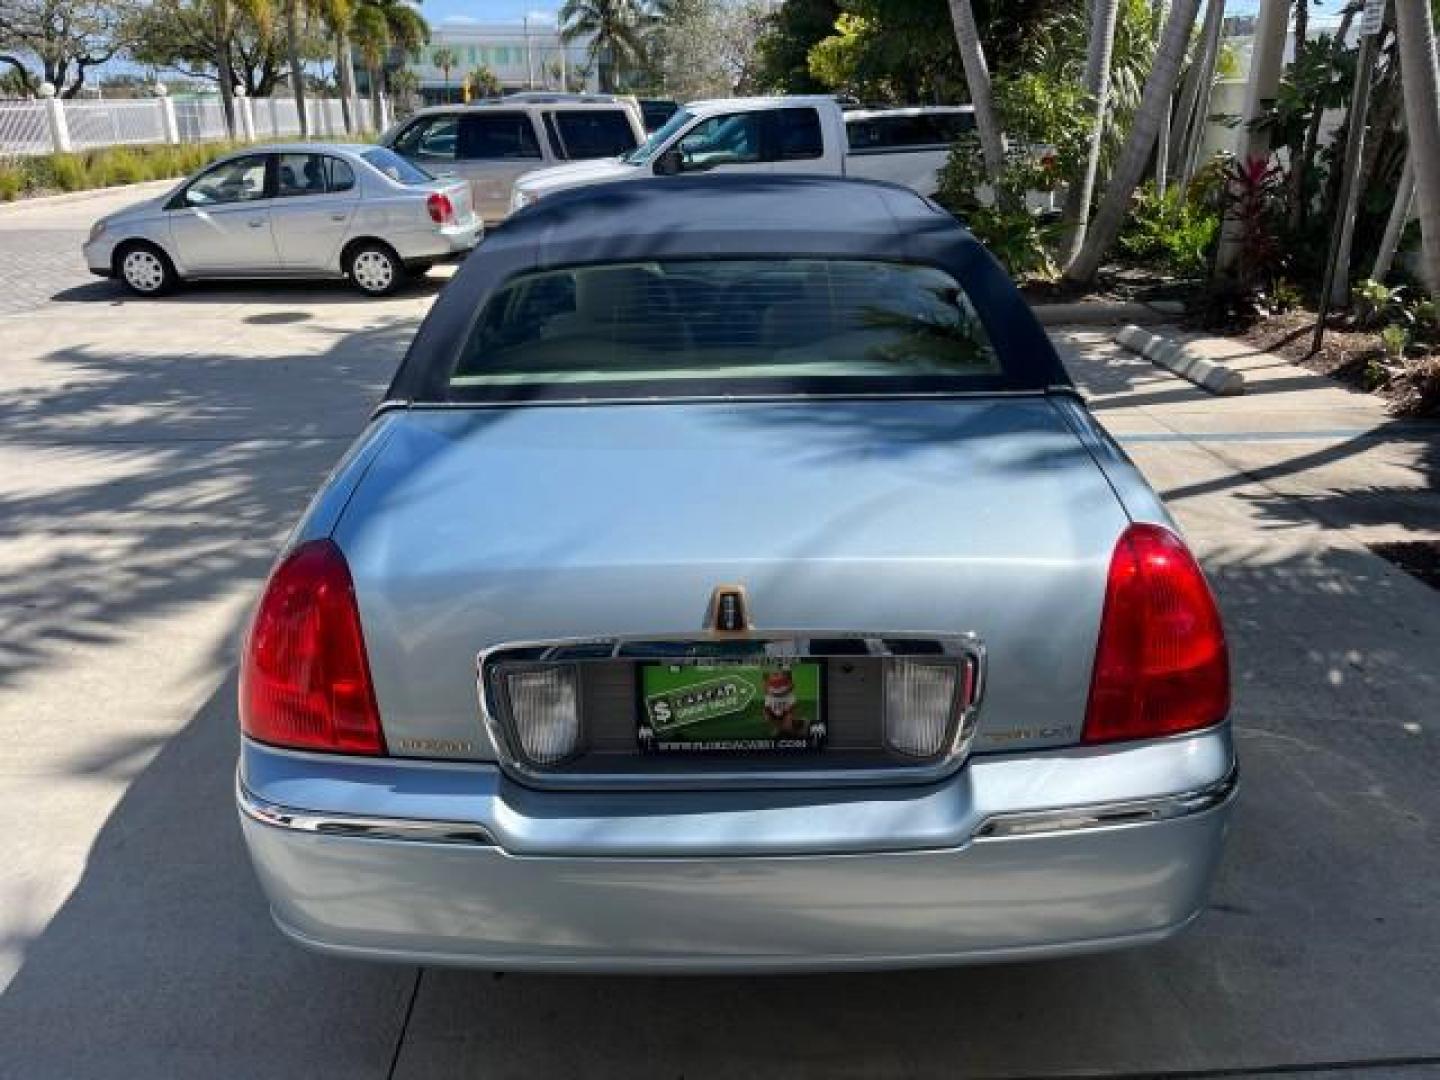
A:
451,258,1001,395
361,147,433,185
677,113,762,169
772,108,822,161
550,110,638,159
458,113,542,160
275,153,330,197
396,116,458,162
325,156,356,192
184,155,269,206
847,113,974,151
640,99,679,132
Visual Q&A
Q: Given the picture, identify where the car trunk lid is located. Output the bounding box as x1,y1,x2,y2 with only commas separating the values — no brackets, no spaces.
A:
334,396,1129,765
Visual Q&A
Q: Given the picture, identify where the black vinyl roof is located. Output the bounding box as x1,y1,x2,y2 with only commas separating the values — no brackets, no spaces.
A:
387,175,1071,403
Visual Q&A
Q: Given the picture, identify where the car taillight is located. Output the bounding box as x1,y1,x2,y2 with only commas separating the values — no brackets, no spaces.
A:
239,539,385,755
426,192,454,224
1084,523,1229,743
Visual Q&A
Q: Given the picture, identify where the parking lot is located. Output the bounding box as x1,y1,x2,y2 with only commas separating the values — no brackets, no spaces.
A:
1,185,1438,1079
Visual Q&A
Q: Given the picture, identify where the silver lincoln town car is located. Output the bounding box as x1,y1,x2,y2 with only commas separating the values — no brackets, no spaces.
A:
236,175,1236,972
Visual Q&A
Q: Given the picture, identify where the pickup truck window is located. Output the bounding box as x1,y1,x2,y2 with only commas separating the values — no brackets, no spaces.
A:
624,108,694,165
677,113,763,169
449,258,1001,398
548,109,639,159
847,112,974,153
458,113,542,160
774,107,823,160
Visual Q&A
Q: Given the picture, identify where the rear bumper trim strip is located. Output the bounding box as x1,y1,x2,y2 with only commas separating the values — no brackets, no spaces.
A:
236,777,496,847
974,763,1238,839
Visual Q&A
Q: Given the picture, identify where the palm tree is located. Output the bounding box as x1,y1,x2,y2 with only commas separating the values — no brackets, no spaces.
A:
1060,0,1122,264
1065,0,1203,282
351,2,390,121
559,0,649,93
431,45,458,101
284,0,308,135
1373,153,1416,282
944,0,1004,181
316,0,357,133
212,0,273,138
1395,0,1440,293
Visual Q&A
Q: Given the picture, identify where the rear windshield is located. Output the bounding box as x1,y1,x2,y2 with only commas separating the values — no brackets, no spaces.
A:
362,146,433,185
549,110,638,159
448,258,1002,398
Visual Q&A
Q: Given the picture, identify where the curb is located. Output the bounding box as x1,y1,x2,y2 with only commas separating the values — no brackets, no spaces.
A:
1032,300,1182,326
0,178,176,214
1114,324,1246,395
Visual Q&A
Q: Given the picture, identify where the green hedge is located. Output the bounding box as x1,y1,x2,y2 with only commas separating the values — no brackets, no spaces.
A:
0,141,260,202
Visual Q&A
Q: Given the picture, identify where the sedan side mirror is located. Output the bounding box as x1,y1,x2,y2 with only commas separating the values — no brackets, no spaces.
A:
653,148,683,177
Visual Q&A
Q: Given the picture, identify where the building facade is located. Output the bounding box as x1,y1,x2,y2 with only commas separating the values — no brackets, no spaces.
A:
414,21,601,103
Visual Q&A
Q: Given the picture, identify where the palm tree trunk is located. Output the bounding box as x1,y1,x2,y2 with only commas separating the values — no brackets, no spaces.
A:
1395,0,1440,292
945,0,1005,181
215,0,237,138
1065,0,1204,282
1061,0,1122,263
1373,152,1415,281
1167,0,1221,173
368,61,383,125
334,33,354,134
1154,0,1172,194
1179,0,1225,192
287,0,308,136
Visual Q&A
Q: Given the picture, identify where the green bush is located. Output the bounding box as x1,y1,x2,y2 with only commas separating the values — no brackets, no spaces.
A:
0,140,255,201
1119,184,1220,278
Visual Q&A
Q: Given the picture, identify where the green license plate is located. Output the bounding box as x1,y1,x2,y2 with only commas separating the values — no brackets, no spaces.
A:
638,660,825,753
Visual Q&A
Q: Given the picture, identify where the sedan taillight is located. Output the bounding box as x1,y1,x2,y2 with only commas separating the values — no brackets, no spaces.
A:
426,192,454,224
239,539,386,755
1084,523,1229,744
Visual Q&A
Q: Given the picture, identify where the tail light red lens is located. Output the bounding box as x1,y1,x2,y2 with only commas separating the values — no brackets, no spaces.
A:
1084,523,1229,744
426,192,454,224
239,539,385,755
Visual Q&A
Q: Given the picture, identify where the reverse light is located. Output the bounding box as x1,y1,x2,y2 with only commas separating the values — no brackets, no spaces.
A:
426,192,454,224
1084,523,1230,744
504,666,580,765
883,659,963,758
239,540,386,755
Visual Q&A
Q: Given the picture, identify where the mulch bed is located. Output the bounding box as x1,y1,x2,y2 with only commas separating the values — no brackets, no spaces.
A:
1226,309,1440,418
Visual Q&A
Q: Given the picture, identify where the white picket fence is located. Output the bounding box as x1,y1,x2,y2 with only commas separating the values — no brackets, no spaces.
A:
0,93,388,156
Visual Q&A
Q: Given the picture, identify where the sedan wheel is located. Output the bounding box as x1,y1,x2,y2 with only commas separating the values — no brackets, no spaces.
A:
118,246,174,296
348,245,403,297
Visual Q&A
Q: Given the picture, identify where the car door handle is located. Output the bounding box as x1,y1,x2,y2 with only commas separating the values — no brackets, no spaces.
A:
330,213,347,222
247,219,266,228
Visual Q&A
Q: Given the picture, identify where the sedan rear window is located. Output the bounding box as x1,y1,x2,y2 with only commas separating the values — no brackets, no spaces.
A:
362,147,433,185
449,258,1001,397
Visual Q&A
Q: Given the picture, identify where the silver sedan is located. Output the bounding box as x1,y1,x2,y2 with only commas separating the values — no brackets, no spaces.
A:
83,143,482,297
237,176,1235,973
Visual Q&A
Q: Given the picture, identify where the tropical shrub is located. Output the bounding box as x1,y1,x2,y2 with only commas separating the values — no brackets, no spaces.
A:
1119,183,1220,277
1380,324,1410,358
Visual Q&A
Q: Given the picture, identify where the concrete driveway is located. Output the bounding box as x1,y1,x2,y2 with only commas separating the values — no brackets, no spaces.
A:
0,189,1437,1078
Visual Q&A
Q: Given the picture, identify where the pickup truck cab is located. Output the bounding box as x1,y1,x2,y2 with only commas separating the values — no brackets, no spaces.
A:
509,96,972,213
383,99,647,224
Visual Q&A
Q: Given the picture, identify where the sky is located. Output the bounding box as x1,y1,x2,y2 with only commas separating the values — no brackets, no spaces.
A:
425,1,563,26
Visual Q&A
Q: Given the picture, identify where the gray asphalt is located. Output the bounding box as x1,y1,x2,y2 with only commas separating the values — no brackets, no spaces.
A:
0,186,1438,1079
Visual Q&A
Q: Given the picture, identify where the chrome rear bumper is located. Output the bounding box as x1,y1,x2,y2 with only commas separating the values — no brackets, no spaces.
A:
238,729,1236,972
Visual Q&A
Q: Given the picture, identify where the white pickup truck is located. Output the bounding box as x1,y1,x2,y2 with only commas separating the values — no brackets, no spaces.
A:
509,96,973,213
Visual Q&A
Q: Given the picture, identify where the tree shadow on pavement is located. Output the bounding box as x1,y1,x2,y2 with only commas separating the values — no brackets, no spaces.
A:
0,321,416,690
